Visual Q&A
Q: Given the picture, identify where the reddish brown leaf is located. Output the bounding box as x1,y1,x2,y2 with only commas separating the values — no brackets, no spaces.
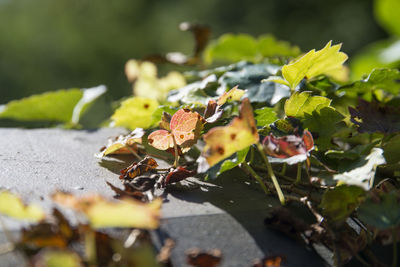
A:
163,167,196,186
119,157,158,180
186,248,222,267
262,130,314,158
253,255,286,267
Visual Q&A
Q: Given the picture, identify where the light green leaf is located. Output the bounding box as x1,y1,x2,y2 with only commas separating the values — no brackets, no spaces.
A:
71,85,107,124
374,0,400,36
218,147,249,175
38,250,81,267
278,41,348,89
0,191,45,222
254,107,277,127
333,148,386,190
358,191,400,229
320,185,365,223
111,97,159,130
284,91,331,118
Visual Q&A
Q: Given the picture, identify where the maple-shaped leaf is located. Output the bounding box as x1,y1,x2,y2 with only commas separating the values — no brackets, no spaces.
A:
266,41,348,90
284,91,331,118
97,128,145,157
0,191,45,222
52,191,161,229
349,99,400,134
202,98,259,167
120,156,158,179
148,109,204,152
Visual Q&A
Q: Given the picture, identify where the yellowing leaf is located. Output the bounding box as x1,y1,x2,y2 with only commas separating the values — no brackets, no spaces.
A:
125,60,186,101
284,91,331,118
0,191,45,222
36,250,82,267
97,128,145,157
111,97,159,130
52,192,161,229
148,109,204,151
269,41,348,89
202,98,259,167
217,86,245,106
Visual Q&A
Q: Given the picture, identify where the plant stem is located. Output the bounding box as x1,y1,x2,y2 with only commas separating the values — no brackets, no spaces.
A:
240,162,270,195
280,163,287,175
296,162,302,184
392,227,398,267
172,136,180,168
127,147,143,161
256,144,285,205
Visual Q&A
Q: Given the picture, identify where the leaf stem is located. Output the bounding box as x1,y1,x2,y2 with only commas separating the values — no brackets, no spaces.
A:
256,144,285,205
172,136,180,168
127,147,143,161
240,162,270,195
280,163,287,176
296,162,302,184
392,227,398,267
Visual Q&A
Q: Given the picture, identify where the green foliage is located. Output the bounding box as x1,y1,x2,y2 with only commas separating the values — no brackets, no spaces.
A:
218,147,249,175
374,0,400,36
254,107,277,127
284,91,331,118
204,33,300,64
320,185,365,223
383,135,400,165
358,191,400,229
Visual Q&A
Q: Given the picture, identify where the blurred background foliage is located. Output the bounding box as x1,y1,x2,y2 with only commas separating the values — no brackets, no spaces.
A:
0,0,389,104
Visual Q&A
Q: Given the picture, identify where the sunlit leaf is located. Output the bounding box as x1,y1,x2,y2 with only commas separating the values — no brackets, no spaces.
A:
284,91,331,118
375,0,400,36
52,192,161,229
268,41,348,90
97,128,145,157
218,147,249,175
254,107,277,127
217,86,245,106
320,185,365,223
358,191,400,229
204,33,300,64
333,148,386,190
0,191,45,222
111,97,159,130
202,98,258,167
0,87,105,124
34,250,82,267
148,130,174,151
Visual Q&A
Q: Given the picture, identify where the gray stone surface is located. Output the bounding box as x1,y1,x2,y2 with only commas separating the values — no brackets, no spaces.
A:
0,128,325,266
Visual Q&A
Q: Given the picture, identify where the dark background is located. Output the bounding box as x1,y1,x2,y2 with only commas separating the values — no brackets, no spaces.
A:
0,0,387,103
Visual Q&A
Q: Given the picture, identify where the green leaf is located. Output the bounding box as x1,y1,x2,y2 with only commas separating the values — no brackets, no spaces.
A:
358,191,400,229
383,134,400,165
0,191,45,222
218,147,250,175
333,148,386,190
340,68,400,96
254,107,278,127
204,33,300,64
37,250,81,267
303,107,344,150
218,62,290,105
267,41,348,89
111,97,159,130
284,91,331,118
320,185,365,223
375,0,400,36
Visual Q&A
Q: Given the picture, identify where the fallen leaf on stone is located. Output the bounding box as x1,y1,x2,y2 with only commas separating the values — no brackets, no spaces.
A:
163,167,196,186
0,190,45,222
156,238,175,264
97,128,145,157
201,98,259,167
186,248,222,267
253,255,286,267
120,157,158,180
52,191,161,229
106,181,145,201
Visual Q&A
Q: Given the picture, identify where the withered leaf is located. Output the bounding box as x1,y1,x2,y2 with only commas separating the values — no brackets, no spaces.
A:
349,99,400,133
120,157,158,180
106,181,145,200
253,255,286,267
97,128,145,157
163,167,196,186
186,248,222,267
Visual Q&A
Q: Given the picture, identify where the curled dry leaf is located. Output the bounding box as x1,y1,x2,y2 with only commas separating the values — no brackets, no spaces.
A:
202,98,259,167
52,191,161,229
186,248,222,267
120,156,158,179
97,128,145,157
253,255,286,267
163,166,196,186
148,109,204,152
106,181,145,201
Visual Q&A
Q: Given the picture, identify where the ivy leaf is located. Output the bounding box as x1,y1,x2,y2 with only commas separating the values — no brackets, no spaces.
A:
0,86,106,124
349,99,400,134
201,98,258,167
284,91,331,118
267,41,348,90
320,185,365,223
218,62,290,105
97,128,145,157
52,192,161,229
333,148,386,190
111,97,159,130
358,191,400,229
148,109,204,151
204,33,300,64
303,107,345,150
218,147,250,175
0,191,45,222
254,107,277,127
340,68,400,96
